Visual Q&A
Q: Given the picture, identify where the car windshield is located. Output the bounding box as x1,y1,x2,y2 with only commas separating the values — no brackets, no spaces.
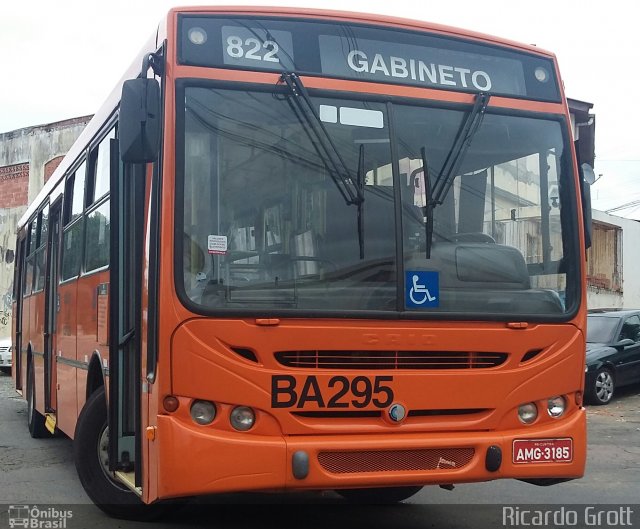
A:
586,315,620,343
178,84,578,317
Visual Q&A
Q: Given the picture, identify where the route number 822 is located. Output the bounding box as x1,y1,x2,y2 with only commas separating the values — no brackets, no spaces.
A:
226,36,280,63
271,375,395,409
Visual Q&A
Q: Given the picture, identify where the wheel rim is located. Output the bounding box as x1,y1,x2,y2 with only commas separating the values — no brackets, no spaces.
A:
595,370,614,402
97,425,128,490
98,425,110,477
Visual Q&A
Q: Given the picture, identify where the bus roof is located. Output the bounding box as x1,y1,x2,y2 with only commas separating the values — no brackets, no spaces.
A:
170,5,556,58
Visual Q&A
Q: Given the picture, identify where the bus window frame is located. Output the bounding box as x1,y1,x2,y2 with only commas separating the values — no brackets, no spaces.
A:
173,79,581,323
87,126,117,209
82,121,118,278
30,216,39,253
23,216,38,298
33,202,50,294
60,156,89,284
83,195,111,276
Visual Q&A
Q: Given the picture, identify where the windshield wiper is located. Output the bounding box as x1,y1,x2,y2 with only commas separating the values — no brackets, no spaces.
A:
357,144,365,259
280,72,363,206
431,92,490,206
424,92,491,258
420,147,434,259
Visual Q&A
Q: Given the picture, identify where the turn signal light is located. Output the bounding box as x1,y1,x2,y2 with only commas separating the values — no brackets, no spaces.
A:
163,395,179,413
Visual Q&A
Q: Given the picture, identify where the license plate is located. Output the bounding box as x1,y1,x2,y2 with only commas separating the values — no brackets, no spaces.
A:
512,438,573,464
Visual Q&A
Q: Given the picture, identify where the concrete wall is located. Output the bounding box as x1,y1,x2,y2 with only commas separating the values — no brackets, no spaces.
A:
587,210,640,310
0,117,91,340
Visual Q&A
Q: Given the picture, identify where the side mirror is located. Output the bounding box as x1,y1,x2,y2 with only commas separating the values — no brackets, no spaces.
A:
578,162,593,249
119,78,160,163
581,163,596,185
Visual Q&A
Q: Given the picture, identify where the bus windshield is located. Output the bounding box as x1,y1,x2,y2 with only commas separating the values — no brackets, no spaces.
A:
179,84,577,317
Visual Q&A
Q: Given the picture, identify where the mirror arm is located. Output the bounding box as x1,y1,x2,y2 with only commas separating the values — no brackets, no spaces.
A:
141,51,164,79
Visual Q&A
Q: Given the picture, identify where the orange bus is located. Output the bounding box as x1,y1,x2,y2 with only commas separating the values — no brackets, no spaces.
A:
13,6,592,518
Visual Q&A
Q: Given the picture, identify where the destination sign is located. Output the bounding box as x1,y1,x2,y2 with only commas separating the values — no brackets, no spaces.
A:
221,25,295,70
179,16,560,102
319,35,525,94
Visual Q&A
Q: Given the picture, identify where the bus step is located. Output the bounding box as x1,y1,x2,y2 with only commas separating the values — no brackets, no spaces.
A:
115,471,142,496
45,414,57,434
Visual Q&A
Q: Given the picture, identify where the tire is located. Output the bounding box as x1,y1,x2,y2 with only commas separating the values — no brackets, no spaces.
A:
337,486,423,504
588,367,615,405
74,387,166,520
0,366,11,375
27,364,51,438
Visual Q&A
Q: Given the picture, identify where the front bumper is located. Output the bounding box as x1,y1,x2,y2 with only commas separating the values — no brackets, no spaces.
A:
155,407,586,499
0,351,12,368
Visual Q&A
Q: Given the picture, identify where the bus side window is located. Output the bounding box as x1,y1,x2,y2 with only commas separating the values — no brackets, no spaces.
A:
85,202,110,272
85,129,114,273
61,162,87,281
87,128,114,206
23,218,37,296
33,204,49,292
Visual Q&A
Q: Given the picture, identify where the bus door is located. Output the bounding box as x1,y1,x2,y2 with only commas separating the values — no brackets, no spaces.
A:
14,237,26,390
108,140,144,487
43,202,62,411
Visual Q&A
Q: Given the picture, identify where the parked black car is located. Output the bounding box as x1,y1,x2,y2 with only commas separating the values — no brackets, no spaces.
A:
586,309,640,404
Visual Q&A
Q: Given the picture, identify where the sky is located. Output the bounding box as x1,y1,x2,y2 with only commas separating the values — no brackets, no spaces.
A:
2,0,639,214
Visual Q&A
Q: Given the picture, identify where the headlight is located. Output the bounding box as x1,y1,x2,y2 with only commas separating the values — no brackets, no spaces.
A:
518,402,538,424
547,396,566,418
230,406,255,431
190,400,216,425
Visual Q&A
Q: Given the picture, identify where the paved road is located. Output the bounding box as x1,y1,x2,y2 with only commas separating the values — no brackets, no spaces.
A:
1,371,639,528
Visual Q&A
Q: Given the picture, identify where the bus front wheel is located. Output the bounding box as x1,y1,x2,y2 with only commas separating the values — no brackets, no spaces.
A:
74,387,162,520
336,486,423,504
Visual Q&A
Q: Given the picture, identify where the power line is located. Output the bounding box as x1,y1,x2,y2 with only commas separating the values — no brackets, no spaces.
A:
606,200,640,214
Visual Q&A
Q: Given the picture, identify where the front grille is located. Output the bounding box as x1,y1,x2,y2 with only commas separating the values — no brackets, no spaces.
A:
275,350,507,369
318,448,475,474
0,346,10,354
293,410,382,418
292,409,488,419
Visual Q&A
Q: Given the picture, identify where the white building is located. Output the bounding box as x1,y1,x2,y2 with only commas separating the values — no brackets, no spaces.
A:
587,210,640,309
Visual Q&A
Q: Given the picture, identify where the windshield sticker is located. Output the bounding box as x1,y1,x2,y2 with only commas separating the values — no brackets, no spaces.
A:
406,271,439,308
207,235,228,255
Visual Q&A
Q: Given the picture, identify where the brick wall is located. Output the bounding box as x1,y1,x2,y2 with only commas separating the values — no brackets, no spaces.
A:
44,156,63,183
0,162,29,208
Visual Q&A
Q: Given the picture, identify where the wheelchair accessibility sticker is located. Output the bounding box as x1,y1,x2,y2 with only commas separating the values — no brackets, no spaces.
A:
406,271,439,308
